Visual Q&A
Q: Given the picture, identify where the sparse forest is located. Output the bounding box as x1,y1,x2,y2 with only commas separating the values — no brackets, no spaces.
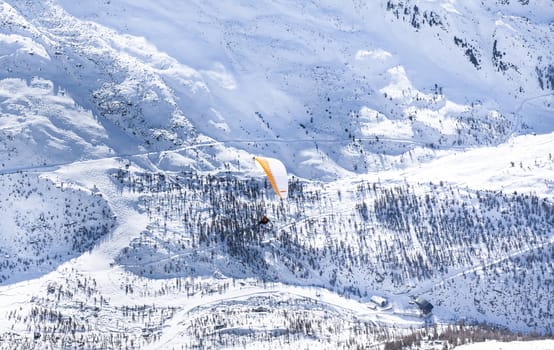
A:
0,173,115,284
114,168,553,334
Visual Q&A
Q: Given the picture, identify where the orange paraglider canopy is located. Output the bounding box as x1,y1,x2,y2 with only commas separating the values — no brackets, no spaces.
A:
253,156,288,199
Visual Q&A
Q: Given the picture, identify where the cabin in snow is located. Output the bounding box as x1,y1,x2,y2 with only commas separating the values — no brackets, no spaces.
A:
370,295,387,307
414,297,433,315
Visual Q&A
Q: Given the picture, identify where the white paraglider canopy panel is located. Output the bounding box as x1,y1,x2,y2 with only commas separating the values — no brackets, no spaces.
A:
253,156,288,199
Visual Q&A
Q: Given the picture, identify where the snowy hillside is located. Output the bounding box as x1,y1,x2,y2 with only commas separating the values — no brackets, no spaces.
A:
0,0,553,349
2,0,553,177
0,172,115,284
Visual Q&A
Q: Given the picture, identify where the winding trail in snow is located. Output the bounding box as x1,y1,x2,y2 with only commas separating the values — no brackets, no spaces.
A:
0,132,469,178
512,92,554,136
146,282,420,350
416,233,554,296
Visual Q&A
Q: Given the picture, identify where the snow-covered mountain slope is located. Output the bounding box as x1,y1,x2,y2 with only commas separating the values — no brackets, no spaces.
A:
0,172,115,284
0,77,119,170
112,167,553,332
1,0,553,177
0,0,553,349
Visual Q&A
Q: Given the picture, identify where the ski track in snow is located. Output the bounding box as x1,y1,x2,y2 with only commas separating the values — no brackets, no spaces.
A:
418,234,554,296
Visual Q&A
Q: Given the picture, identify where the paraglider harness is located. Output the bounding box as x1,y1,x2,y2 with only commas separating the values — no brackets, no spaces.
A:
258,215,270,225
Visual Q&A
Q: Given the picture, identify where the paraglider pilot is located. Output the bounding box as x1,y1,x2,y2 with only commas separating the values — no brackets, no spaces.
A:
259,215,270,225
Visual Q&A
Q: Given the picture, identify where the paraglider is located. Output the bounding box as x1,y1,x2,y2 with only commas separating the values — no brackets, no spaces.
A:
253,156,288,225
258,215,270,225
253,156,288,199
